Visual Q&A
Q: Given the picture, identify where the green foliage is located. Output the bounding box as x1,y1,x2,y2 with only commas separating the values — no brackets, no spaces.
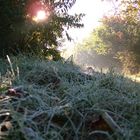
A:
73,0,140,73
118,0,140,69
0,0,84,58
1,55,140,139
74,13,140,74
120,0,140,24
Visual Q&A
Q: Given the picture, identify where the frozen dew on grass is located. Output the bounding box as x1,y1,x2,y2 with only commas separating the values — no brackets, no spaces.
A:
0,55,140,139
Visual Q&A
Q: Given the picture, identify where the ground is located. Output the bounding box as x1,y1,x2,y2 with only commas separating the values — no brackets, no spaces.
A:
0,55,140,140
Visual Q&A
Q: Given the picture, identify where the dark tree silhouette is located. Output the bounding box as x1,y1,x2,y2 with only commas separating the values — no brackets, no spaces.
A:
0,0,84,59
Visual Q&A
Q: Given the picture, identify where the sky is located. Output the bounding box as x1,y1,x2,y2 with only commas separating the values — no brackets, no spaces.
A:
61,0,119,57
67,0,117,43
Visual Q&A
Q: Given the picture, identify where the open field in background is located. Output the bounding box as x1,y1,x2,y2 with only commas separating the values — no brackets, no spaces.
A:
126,75,140,83
79,64,140,83
0,55,140,140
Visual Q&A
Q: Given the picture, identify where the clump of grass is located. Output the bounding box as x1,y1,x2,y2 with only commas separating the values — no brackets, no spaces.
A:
0,55,140,140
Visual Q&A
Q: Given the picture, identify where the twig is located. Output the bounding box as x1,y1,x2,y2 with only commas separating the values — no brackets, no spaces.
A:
101,112,123,135
89,130,112,140
6,55,15,78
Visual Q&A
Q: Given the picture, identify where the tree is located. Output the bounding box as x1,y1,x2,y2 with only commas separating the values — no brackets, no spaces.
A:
0,0,84,59
74,13,140,74
116,0,140,73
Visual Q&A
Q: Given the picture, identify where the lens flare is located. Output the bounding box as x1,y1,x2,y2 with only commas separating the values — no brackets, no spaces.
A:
26,1,51,23
32,10,47,22
37,10,46,20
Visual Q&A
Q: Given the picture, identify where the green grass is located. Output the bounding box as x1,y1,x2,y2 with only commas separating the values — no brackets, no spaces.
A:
0,55,140,140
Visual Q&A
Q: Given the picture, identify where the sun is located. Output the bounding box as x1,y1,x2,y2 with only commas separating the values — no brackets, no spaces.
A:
26,1,50,23
36,10,46,20
32,10,47,22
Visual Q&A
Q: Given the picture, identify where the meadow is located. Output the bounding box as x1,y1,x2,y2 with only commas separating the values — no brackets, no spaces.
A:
0,55,140,140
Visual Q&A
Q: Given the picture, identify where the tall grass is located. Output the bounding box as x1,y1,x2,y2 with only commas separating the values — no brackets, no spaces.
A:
0,55,140,140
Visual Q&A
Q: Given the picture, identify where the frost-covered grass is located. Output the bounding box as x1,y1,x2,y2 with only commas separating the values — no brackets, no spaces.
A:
0,55,140,140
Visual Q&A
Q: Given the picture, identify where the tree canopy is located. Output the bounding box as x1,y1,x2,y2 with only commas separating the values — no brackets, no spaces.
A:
74,0,140,74
0,0,84,59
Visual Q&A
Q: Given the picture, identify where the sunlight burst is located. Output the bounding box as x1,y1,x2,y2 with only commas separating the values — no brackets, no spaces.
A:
33,10,47,22
37,10,46,20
